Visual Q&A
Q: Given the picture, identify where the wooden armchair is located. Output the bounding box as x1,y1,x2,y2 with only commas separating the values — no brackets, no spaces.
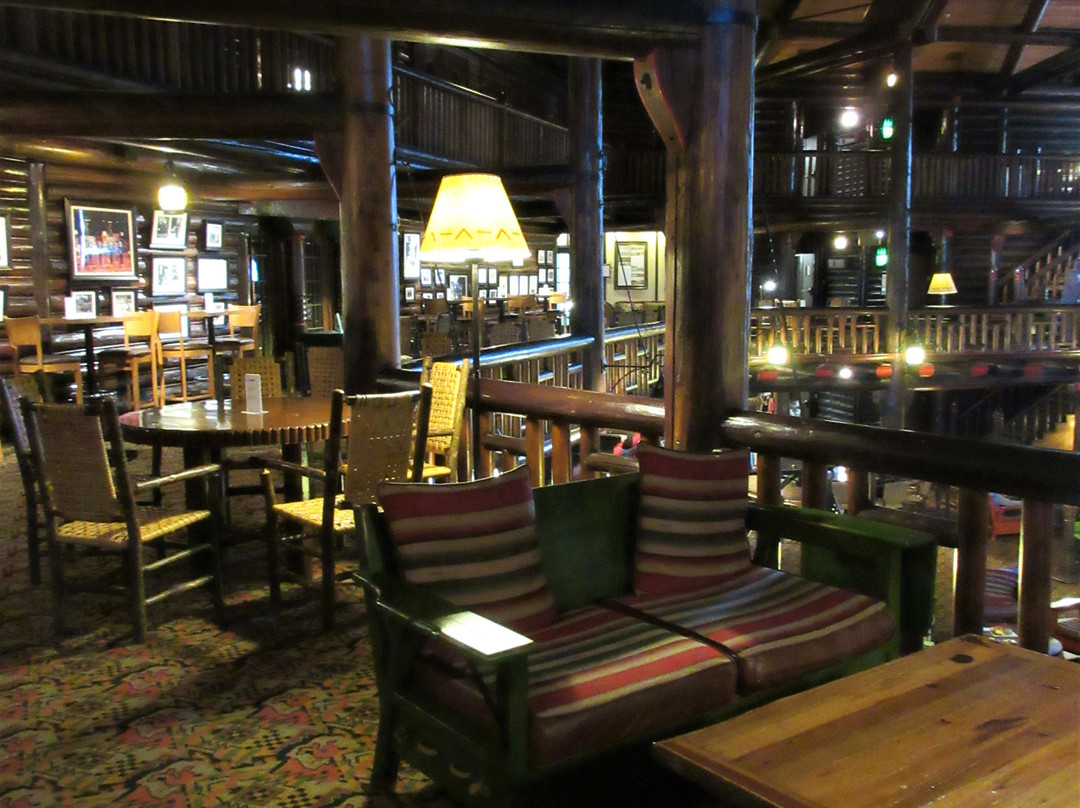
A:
217,303,261,358
260,384,431,629
22,396,225,642
5,315,84,404
97,310,161,410
157,307,214,402
419,357,470,482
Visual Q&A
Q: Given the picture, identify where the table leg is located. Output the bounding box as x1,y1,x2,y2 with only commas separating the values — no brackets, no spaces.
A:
282,441,304,501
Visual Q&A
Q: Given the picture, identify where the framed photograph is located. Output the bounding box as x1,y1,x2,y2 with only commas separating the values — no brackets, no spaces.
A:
508,275,520,296
111,289,137,316
152,256,187,296
65,201,137,281
404,286,416,302
204,221,224,251
422,292,434,300
402,232,421,280
0,288,5,321
0,213,10,270
477,267,489,285
447,273,468,301
196,257,229,292
149,210,189,250
436,292,445,299
64,289,97,319
613,241,649,290
434,268,446,286
479,289,488,299
488,268,498,286
498,275,508,297
419,267,433,287
529,275,539,295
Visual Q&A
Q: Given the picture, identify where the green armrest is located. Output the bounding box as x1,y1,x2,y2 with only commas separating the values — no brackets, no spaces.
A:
748,503,938,655
353,571,533,662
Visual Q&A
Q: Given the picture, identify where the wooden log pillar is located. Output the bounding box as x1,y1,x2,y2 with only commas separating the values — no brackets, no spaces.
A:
882,41,913,430
801,461,829,510
1018,499,1053,652
665,0,756,450
846,467,873,515
338,36,398,394
569,58,605,393
953,488,990,637
27,162,50,315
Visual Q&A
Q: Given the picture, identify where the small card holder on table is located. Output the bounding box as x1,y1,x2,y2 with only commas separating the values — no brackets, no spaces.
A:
242,373,268,414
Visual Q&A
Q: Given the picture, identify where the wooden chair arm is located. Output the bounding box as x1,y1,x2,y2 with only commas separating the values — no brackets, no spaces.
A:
134,463,222,493
353,571,532,662
259,457,327,482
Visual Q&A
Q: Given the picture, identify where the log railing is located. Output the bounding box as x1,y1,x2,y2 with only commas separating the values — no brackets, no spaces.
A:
464,377,1080,655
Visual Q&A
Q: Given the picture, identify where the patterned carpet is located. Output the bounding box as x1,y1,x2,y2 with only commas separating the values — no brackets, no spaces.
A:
0,446,720,808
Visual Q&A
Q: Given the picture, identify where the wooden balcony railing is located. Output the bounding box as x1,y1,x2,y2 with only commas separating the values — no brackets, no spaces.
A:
462,377,1080,656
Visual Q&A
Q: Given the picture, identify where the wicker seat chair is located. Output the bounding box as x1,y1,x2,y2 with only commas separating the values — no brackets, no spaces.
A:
2,375,46,584
5,315,84,404
228,354,283,410
260,384,431,629
157,308,214,402
301,345,345,398
486,320,523,347
419,357,470,482
419,331,454,358
22,396,225,642
97,310,160,410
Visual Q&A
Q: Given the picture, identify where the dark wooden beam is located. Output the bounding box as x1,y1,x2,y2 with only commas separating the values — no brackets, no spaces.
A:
757,32,900,86
781,21,1080,48
0,91,341,137
1004,45,1080,95
7,0,703,59
999,0,1052,80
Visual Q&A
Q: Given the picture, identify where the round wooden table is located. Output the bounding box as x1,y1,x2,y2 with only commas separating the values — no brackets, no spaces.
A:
119,396,338,507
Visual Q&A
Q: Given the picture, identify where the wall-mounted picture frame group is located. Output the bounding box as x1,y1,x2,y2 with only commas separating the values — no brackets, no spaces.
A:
402,232,421,280
204,221,224,251
150,210,189,250
111,288,137,316
152,256,187,296
447,273,468,301
419,267,433,287
196,257,228,292
66,201,136,281
0,212,10,270
64,289,97,319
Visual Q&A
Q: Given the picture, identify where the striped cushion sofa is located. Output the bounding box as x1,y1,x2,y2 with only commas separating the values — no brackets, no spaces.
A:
354,452,931,807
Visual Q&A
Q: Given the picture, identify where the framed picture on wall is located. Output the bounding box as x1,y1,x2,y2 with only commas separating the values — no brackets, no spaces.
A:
0,212,10,270
152,256,187,296
434,268,446,286
0,288,5,320
447,273,468,301
420,267,433,287
402,232,421,280
477,267,489,285
65,200,137,281
149,210,189,250
111,288,137,316
613,241,649,290
404,286,415,302
196,257,228,292
64,289,97,319
488,268,498,286
204,221,224,251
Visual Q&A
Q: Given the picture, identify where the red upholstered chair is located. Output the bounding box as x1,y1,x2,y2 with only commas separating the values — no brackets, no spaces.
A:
988,493,1022,539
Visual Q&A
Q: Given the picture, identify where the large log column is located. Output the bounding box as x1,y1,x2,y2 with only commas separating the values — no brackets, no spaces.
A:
569,58,604,393
339,36,398,393
666,0,756,450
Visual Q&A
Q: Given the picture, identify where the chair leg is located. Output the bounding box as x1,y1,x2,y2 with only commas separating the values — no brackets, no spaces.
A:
179,354,188,401
25,479,41,586
320,523,336,631
261,470,282,610
73,367,83,406
206,354,215,399
207,515,226,628
47,532,66,637
130,363,141,411
128,545,147,643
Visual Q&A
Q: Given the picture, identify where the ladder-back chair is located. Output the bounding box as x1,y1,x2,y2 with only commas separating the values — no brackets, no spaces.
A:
157,308,214,402
22,396,225,642
420,357,470,482
5,315,84,404
260,384,431,629
97,310,160,410
2,375,45,584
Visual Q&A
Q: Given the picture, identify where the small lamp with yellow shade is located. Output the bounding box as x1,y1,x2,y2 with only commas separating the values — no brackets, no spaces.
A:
420,173,531,470
927,271,958,304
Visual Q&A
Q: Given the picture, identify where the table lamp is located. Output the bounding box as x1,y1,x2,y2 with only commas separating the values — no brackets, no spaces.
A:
927,271,957,304
420,173,531,470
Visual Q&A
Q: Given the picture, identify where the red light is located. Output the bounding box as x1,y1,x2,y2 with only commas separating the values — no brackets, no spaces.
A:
918,363,935,378
875,364,893,379
757,369,779,381
971,363,990,377
1023,363,1043,377
814,365,834,378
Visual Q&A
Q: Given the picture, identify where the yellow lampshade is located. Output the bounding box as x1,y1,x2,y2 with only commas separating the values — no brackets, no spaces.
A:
420,174,530,264
927,272,957,295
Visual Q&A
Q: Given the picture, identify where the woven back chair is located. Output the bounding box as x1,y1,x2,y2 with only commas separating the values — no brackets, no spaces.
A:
525,315,557,341
5,315,84,404
2,375,45,584
486,320,523,347
157,308,214,402
419,331,454,358
97,310,160,410
419,357,470,482
22,397,224,642
260,385,431,629
230,355,282,410
304,345,345,398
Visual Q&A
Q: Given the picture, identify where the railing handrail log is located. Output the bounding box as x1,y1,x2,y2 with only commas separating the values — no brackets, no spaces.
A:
473,378,664,435
718,412,1080,506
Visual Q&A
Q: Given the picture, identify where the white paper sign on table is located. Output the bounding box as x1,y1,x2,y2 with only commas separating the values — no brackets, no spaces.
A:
242,373,266,414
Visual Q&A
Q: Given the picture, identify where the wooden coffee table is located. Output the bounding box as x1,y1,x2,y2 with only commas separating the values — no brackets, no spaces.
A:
654,635,1079,808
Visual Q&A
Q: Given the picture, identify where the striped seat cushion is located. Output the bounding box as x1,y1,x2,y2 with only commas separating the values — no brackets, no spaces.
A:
377,465,557,635
633,444,752,595
412,605,737,767
984,567,1018,624
617,565,895,691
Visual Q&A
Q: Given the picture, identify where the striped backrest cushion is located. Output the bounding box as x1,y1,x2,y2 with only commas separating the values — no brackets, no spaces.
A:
376,465,557,635
633,443,751,596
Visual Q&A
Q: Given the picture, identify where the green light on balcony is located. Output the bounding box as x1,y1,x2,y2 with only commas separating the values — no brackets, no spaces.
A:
875,245,889,267
881,117,895,139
